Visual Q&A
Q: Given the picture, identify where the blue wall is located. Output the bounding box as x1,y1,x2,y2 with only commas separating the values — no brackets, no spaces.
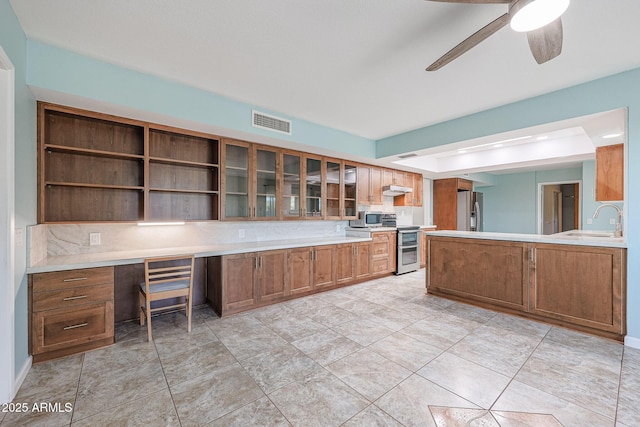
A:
26,41,376,159
379,68,640,342
0,0,36,380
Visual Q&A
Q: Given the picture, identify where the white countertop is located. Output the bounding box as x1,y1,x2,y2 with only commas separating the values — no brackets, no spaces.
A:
424,230,626,248
28,236,373,274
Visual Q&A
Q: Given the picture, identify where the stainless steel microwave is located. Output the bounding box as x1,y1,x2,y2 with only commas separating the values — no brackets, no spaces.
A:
349,211,383,228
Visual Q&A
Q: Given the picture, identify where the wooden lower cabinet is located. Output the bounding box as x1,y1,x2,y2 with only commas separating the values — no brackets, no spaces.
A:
313,245,336,289
529,243,625,335
335,244,355,285
29,266,115,362
288,247,314,295
371,231,396,275
355,242,371,279
208,250,286,316
426,236,627,340
428,237,529,311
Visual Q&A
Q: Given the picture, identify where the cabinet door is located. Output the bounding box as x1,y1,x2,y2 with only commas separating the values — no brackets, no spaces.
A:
382,168,394,187
596,144,624,201
222,140,251,220
357,166,372,204
393,170,407,186
529,244,625,334
222,253,257,310
355,242,371,279
304,156,323,218
257,250,287,302
412,174,423,207
343,163,358,219
370,167,383,205
288,247,313,295
420,232,427,267
335,243,355,285
433,178,458,230
325,159,342,219
282,152,302,219
428,237,529,311
313,246,335,288
254,146,279,220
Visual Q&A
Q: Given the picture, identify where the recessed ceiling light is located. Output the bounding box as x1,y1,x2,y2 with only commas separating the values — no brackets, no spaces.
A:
602,133,622,139
457,149,467,154
536,136,549,141
493,143,503,148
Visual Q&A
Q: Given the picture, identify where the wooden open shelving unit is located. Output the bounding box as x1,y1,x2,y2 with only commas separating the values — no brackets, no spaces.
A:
38,103,220,222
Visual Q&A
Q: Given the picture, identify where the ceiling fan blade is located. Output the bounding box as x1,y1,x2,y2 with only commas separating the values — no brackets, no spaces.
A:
427,0,511,3
426,13,510,71
527,17,563,64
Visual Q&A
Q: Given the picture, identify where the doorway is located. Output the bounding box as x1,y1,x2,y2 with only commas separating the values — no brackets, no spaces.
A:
538,181,581,235
0,46,15,404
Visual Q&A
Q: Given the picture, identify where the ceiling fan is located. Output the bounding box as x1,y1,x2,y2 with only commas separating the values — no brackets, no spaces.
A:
426,0,571,71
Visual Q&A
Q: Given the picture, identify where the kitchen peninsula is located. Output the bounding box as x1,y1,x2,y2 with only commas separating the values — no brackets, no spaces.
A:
425,230,626,341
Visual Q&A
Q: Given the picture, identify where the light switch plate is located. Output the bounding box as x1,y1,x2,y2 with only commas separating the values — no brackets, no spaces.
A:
238,229,245,238
89,232,101,246
336,224,341,232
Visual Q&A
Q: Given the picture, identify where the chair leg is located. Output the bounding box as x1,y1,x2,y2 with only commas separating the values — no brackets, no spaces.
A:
146,299,153,341
186,296,192,333
139,291,145,326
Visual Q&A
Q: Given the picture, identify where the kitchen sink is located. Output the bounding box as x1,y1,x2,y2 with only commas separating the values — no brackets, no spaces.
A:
552,230,619,239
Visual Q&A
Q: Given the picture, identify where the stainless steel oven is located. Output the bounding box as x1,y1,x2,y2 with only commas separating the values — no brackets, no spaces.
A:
396,226,420,274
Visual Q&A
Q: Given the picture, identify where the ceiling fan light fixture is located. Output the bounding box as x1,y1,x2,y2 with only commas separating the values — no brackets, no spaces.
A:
510,0,570,33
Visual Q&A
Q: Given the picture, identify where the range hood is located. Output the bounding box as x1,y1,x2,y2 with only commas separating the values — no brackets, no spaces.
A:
382,185,413,196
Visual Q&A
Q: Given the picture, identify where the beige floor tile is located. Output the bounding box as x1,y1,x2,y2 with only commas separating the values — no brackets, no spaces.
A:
615,347,640,426
81,337,157,375
369,331,443,372
205,396,291,426
73,356,167,421
12,354,83,404
429,407,498,427
262,316,328,342
326,348,412,401
240,344,327,394
417,352,511,408
342,404,403,426
70,388,179,426
290,329,363,366
375,374,479,427
307,304,362,327
269,373,369,427
400,313,483,350
153,321,219,358
331,319,394,346
491,410,563,426
493,379,615,427
161,340,237,387
170,362,265,427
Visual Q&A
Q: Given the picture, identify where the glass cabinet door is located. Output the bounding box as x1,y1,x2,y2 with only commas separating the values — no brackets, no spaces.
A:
305,157,322,218
325,160,341,218
282,153,301,218
224,142,249,218
255,148,277,219
344,163,357,218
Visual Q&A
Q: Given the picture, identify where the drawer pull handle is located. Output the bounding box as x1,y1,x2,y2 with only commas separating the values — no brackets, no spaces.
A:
63,295,88,301
63,277,88,282
63,322,88,330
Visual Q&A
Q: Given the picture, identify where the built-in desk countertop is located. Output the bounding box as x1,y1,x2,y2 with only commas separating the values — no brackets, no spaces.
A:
28,236,373,274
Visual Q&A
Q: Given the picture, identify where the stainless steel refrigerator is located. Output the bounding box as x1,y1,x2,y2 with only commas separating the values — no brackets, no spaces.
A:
457,191,483,231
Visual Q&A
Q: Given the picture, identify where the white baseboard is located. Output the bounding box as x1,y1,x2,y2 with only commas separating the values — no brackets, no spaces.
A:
624,335,640,349
13,356,32,400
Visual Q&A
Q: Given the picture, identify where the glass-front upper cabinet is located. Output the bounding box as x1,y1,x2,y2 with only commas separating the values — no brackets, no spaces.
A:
305,156,323,218
325,160,342,219
282,152,302,218
344,163,358,219
255,147,278,219
223,140,250,219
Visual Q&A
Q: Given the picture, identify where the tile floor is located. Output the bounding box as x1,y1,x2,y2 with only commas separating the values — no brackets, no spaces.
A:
4,269,640,426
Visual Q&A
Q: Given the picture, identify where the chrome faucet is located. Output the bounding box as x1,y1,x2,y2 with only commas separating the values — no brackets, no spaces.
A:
593,203,623,237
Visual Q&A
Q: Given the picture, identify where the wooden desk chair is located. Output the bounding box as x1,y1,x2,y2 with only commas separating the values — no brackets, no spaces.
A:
139,255,195,341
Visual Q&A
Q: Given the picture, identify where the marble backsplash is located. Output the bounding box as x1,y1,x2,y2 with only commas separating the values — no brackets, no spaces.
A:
29,220,350,261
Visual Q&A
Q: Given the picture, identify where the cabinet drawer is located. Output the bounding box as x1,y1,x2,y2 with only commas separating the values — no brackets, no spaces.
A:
372,234,391,256
371,258,391,274
33,283,113,312
33,267,114,293
32,302,114,355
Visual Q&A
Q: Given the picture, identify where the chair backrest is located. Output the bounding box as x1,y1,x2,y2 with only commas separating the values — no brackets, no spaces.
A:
144,255,195,294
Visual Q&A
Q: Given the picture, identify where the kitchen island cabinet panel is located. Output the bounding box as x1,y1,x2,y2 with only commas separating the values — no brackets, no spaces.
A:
530,243,625,334
428,237,529,310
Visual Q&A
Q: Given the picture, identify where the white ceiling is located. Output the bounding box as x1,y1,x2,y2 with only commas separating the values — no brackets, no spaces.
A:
10,0,640,143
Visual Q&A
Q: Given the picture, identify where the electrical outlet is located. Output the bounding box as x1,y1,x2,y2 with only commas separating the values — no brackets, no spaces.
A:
89,232,101,246
238,229,245,238
610,218,616,225
336,224,341,232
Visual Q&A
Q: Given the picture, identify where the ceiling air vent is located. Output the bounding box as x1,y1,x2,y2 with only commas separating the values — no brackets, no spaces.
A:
398,153,418,159
252,110,292,135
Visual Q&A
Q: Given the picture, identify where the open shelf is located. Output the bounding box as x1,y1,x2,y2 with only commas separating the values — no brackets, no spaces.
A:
44,144,144,160
148,191,218,221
